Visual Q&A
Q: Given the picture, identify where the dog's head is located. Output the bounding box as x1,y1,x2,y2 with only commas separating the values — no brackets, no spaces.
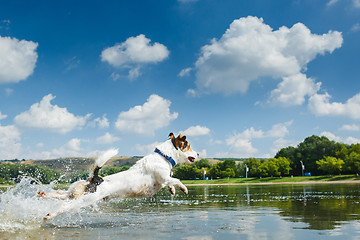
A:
168,132,199,164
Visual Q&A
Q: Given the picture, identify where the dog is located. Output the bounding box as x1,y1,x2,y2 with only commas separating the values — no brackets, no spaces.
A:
40,132,199,221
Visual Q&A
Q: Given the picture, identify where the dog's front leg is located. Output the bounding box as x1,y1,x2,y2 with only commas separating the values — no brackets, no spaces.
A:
164,177,188,195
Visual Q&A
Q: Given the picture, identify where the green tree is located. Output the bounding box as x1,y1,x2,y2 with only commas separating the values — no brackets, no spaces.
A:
272,157,292,176
194,159,211,169
276,135,342,176
222,159,236,171
221,168,236,178
316,156,344,175
173,164,200,180
243,158,262,177
344,151,360,174
209,164,222,179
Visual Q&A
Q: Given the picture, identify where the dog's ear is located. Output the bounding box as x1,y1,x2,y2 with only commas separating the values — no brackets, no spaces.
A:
168,132,175,139
177,133,186,142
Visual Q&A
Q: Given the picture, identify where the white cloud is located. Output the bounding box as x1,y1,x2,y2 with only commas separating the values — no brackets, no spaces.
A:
339,124,360,131
320,131,342,142
193,16,342,105
308,92,360,119
271,138,295,155
64,56,80,72
270,74,321,106
134,141,162,155
224,122,292,157
101,34,169,79
238,127,264,140
0,125,21,159
345,136,360,144
179,67,192,77
351,23,360,32
327,0,360,8
327,0,340,7
0,20,10,30
186,88,198,97
52,138,82,157
14,94,91,134
226,137,258,156
96,132,120,144
320,131,360,144
198,149,207,158
128,65,141,79
5,88,13,96
183,125,210,136
115,94,178,135
354,0,360,7
225,128,263,156
0,112,7,120
110,72,121,81
178,0,199,3
90,114,109,128
0,36,38,84
267,121,293,138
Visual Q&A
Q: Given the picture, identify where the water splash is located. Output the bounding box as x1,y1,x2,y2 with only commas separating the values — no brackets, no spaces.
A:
0,178,58,232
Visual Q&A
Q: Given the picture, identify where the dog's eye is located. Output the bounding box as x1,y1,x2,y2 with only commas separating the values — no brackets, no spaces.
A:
181,141,189,151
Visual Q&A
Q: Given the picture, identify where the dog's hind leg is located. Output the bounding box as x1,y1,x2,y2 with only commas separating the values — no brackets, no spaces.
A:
38,190,71,200
43,191,107,221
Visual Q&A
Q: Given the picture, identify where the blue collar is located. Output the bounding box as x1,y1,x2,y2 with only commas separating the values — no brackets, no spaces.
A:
154,148,176,167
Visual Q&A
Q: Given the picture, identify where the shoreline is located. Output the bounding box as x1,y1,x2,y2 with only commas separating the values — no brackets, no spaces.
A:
186,180,360,186
2,180,360,188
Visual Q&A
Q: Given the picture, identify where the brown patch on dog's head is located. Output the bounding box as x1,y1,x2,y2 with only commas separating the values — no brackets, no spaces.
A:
168,132,197,163
169,132,191,151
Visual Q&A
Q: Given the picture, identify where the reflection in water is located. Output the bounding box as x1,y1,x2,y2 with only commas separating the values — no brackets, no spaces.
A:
190,184,360,231
0,182,360,239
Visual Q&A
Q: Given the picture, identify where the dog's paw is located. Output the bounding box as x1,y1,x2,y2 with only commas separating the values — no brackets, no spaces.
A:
181,186,188,195
37,191,46,198
43,213,52,222
168,186,176,196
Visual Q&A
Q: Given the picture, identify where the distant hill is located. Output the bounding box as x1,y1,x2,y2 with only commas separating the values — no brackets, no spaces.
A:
207,158,246,165
0,157,248,173
1,156,141,173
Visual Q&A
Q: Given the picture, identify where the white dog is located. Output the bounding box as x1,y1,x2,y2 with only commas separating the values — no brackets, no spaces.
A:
40,133,199,221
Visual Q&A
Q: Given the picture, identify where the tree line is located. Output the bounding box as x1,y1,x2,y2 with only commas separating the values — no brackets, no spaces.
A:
173,135,360,179
275,135,360,176
1,135,359,184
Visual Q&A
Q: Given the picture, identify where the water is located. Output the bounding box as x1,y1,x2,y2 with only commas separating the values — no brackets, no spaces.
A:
1,180,360,239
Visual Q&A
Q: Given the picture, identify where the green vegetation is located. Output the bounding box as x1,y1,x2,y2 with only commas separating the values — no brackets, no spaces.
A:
275,135,360,176
174,135,360,180
0,164,131,185
182,174,360,185
0,163,61,184
1,134,360,185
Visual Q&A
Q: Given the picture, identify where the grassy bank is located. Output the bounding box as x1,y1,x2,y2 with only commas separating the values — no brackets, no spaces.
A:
183,174,360,185
1,175,360,188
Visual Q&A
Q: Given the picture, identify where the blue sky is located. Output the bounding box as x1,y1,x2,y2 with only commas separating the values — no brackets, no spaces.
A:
0,0,360,160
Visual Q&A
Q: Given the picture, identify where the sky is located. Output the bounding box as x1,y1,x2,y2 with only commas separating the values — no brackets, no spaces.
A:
0,0,360,160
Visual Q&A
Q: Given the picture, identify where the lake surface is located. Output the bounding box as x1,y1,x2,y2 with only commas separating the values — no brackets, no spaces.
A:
1,179,360,239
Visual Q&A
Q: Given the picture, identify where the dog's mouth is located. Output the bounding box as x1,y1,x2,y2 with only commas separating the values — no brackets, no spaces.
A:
188,156,195,163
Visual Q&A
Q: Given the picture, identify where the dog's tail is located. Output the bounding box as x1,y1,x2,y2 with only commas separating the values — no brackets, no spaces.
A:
89,148,119,178
86,148,118,190
95,148,119,170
